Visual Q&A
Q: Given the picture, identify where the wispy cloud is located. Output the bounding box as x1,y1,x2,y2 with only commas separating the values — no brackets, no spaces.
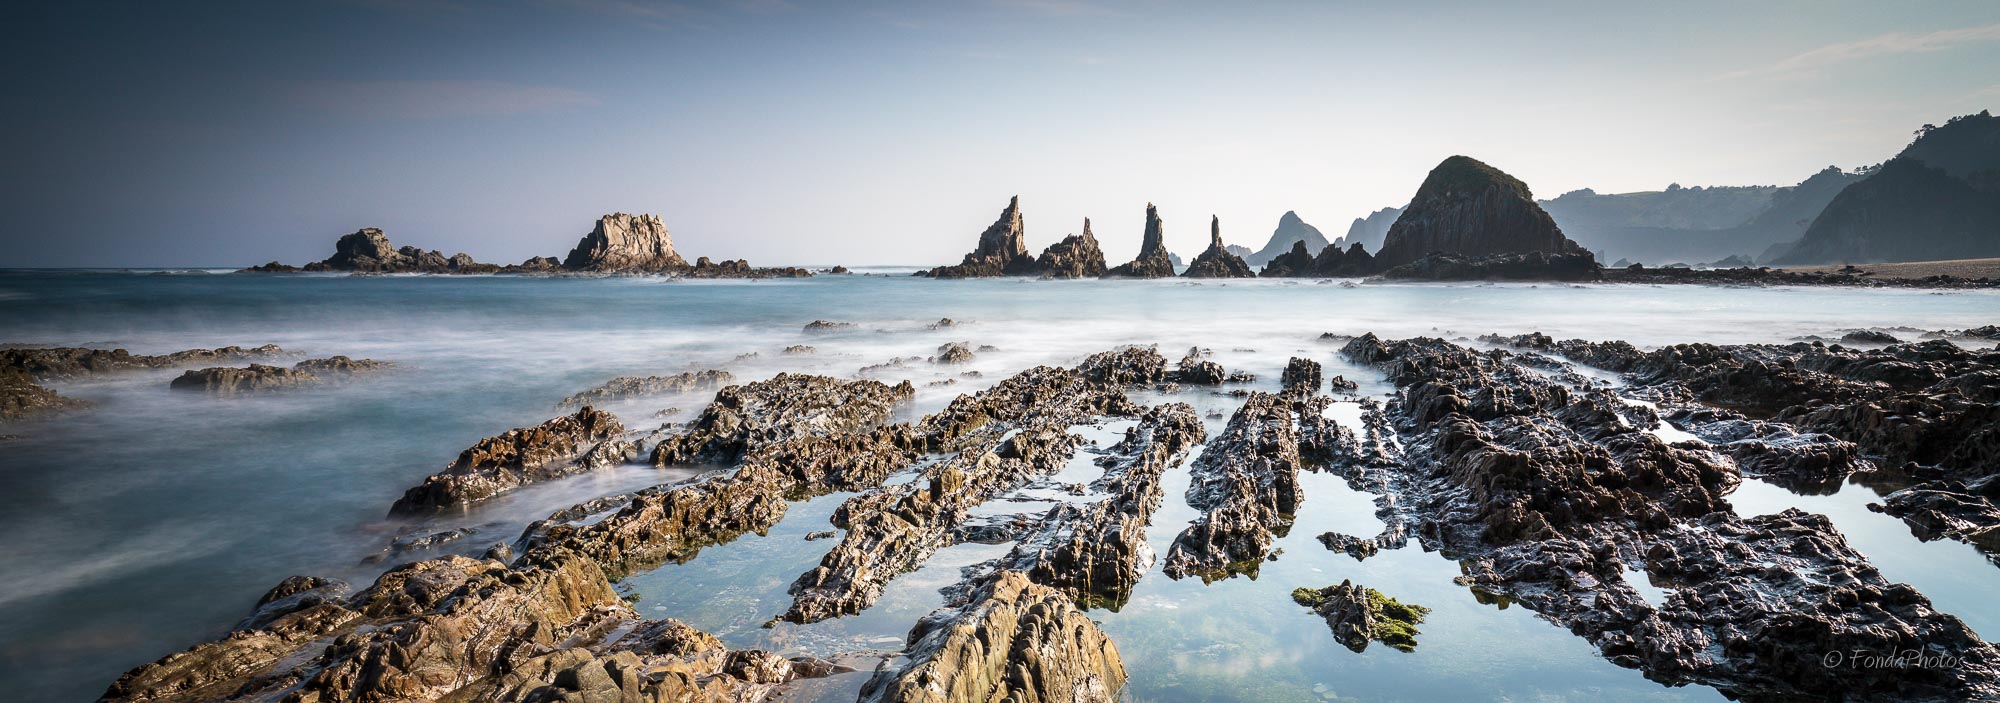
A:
1730,23,2000,79
289,80,598,119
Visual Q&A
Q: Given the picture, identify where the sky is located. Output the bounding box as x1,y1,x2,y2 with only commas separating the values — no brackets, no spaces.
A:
2,0,1997,268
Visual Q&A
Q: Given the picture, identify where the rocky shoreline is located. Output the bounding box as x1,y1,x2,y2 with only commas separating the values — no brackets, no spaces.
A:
88,325,2000,702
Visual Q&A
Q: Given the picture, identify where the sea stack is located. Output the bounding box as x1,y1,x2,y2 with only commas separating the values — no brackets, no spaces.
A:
1245,211,1330,267
299,228,497,273
1373,156,1589,269
926,196,1035,278
1105,203,1177,278
563,213,686,273
1181,216,1255,278
1034,218,1109,279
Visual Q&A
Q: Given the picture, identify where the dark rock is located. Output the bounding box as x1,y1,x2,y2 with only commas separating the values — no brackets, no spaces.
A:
557,370,733,408
390,406,630,515
1840,329,1902,345
1281,357,1322,396
1258,240,1318,278
1164,392,1304,580
1374,155,1592,269
1379,251,1601,281
3,344,285,380
0,367,88,423
932,342,975,365
804,320,855,334
170,356,389,396
858,571,1124,703
1034,218,1109,279
1313,242,1377,277
1104,203,1176,278
1181,216,1255,279
926,196,1035,278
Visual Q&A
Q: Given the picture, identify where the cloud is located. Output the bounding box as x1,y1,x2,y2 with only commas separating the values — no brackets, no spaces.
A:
289,80,598,119
1731,23,2000,78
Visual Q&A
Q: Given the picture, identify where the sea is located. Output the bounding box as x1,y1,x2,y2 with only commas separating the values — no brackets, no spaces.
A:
2,268,1996,702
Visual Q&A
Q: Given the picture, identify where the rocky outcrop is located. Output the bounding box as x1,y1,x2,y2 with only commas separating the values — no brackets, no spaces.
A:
858,571,1124,703
390,407,630,515
1332,334,2000,700
298,228,500,273
1,367,87,423
170,356,389,396
1181,216,1255,278
925,196,1035,278
1245,210,1331,267
1291,580,1430,653
557,370,733,409
563,213,687,273
1312,241,1377,277
1374,156,1591,269
1257,240,1318,277
1104,203,1176,278
1378,251,1601,281
782,361,1145,623
1280,356,1321,396
652,374,914,467
1032,218,1108,279
1001,403,1205,608
3,344,288,423
1164,392,1304,579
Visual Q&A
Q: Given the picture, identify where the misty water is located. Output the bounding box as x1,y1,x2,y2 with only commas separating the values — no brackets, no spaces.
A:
2,269,1997,702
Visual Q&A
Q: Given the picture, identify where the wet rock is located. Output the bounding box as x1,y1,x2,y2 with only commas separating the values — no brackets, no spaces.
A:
1336,334,2000,700
1104,203,1176,279
1033,218,1109,279
557,369,734,409
1373,155,1592,270
804,530,837,541
1077,345,1169,386
239,575,352,631
562,212,687,273
391,406,629,515
1181,216,1256,279
652,374,914,466
1291,579,1429,652
0,367,88,423
858,571,1124,703
3,344,285,380
925,196,1035,278
928,318,959,329
931,342,975,365
783,359,1150,623
783,344,816,355
1164,392,1304,580
1281,357,1322,396
1841,329,1902,345
1874,475,2000,567
169,356,389,396
804,320,855,333
1002,403,1205,608
1173,347,1227,385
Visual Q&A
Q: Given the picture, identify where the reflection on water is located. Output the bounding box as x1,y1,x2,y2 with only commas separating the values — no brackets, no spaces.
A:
0,270,1994,702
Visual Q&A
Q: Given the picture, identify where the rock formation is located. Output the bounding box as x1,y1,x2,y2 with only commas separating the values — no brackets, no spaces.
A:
1338,206,1402,253
390,406,631,515
925,196,1035,278
1032,218,1108,279
3,344,289,424
1291,580,1430,652
1374,156,1591,269
1104,203,1176,278
1258,240,1318,277
563,213,687,273
1312,241,1377,277
170,356,389,395
557,370,734,408
1378,250,1600,281
858,571,1126,703
295,228,499,273
1245,211,1331,267
1163,392,1303,579
1180,216,1255,278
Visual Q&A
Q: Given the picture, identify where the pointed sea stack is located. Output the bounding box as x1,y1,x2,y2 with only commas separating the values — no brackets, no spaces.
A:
1374,156,1590,269
1259,240,1317,277
563,213,687,273
925,196,1035,278
1034,218,1108,279
1105,203,1177,278
1182,216,1255,278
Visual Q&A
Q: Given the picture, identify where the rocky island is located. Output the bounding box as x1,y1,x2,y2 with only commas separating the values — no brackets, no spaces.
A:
245,213,810,278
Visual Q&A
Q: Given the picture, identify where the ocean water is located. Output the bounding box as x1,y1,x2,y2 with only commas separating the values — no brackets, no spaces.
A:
1,268,1995,702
